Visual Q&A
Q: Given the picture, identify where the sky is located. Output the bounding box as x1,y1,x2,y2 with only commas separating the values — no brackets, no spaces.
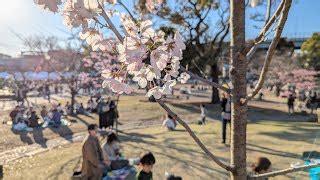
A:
0,0,319,57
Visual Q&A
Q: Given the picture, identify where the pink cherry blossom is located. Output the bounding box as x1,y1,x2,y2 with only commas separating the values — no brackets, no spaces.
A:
34,0,62,13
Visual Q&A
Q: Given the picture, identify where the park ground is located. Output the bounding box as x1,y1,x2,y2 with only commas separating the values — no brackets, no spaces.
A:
1,88,320,179
3,121,320,179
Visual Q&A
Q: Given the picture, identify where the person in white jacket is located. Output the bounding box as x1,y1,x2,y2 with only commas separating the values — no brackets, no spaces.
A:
162,114,177,131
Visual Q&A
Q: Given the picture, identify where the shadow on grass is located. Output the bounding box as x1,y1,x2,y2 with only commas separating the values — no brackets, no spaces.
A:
169,101,315,122
247,143,300,159
126,142,228,178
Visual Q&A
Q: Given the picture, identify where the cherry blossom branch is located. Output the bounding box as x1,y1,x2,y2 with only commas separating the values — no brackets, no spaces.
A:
249,162,320,179
246,0,285,59
245,0,292,103
98,4,230,94
180,66,230,94
156,99,234,172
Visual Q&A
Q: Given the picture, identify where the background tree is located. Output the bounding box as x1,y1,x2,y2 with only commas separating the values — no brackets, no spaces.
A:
300,33,320,70
137,0,230,103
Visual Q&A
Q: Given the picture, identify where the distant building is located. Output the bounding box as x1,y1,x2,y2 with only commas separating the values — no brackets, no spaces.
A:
0,50,81,72
0,53,11,59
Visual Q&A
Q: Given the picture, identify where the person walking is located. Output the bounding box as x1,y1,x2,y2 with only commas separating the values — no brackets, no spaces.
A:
221,92,231,144
81,124,104,180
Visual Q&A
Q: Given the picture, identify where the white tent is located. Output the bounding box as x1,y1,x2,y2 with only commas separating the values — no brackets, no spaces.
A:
14,72,24,81
37,71,49,80
0,72,12,79
49,72,61,80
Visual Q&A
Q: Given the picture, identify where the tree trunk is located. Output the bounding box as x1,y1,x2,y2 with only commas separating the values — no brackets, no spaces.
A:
230,0,247,179
71,88,75,115
211,63,220,104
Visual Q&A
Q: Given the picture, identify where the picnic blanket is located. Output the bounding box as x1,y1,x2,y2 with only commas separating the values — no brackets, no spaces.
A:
103,166,136,180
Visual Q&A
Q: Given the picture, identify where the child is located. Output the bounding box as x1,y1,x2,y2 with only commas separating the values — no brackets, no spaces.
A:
137,152,156,180
251,157,272,175
200,104,206,124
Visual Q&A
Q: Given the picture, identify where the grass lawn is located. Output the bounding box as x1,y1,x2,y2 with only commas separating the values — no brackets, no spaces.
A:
0,95,207,152
4,121,320,179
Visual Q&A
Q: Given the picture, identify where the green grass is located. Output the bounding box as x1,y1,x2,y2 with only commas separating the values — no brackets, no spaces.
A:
4,121,320,179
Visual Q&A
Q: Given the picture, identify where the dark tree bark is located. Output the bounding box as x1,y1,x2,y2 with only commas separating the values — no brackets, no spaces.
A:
230,0,247,179
211,63,220,104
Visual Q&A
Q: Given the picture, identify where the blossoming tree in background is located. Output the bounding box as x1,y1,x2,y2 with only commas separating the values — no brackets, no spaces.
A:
33,0,320,179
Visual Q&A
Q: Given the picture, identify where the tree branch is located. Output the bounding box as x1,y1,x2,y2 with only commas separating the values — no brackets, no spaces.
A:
265,0,272,25
245,0,292,102
118,0,137,23
246,0,285,58
99,4,124,43
156,99,234,172
249,162,320,179
180,66,230,93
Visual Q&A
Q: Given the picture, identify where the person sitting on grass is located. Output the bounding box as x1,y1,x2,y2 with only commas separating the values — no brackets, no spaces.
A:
51,109,62,127
9,106,20,123
41,106,50,122
251,157,272,177
102,132,128,170
76,103,85,114
28,111,41,128
162,114,177,131
87,97,97,113
137,152,156,180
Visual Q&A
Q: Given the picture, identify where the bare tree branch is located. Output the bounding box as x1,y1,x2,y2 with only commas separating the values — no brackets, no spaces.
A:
245,0,292,102
265,0,272,25
249,163,320,179
156,99,234,172
99,4,124,43
180,66,230,93
118,0,137,23
246,0,285,58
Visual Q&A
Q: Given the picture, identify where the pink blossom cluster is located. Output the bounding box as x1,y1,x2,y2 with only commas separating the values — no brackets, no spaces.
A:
34,0,188,99
278,69,318,90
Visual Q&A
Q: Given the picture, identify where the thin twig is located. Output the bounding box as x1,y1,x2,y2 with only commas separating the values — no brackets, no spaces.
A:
118,0,137,23
99,4,124,43
245,0,292,102
156,99,234,172
249,162,320,179
246,0,285,59
180,66,230,93
265,0,272,26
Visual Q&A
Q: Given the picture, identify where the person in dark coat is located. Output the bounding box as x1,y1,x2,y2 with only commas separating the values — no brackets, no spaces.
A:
97,98,110,130
81,124,104,180
28,111,40,127
106,100,118,129
221,92,231,144
287,94,295,114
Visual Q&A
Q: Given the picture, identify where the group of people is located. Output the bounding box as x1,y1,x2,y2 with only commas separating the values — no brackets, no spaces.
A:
80,124,158,180
9,105,65,130
96,96,119,130
287,90,318,114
